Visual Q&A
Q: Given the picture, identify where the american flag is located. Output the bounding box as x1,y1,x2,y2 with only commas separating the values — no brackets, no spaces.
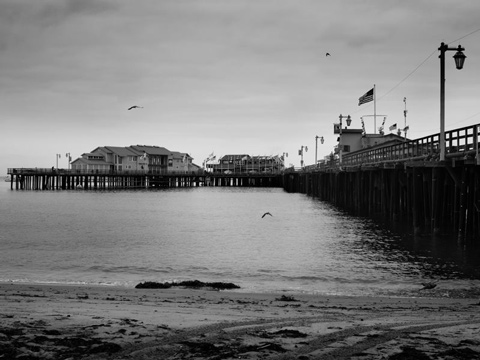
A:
358,88,374,106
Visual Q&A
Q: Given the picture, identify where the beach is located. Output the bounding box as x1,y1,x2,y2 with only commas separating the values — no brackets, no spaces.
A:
1,282,480,359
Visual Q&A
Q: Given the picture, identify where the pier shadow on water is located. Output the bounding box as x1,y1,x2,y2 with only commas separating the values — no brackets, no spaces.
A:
368,217,480,282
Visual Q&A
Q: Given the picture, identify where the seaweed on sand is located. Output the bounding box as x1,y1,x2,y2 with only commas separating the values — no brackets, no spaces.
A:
135,280,240,290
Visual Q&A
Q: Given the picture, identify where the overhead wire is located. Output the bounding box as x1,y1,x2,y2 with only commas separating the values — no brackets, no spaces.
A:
351,27,480,126
448,27,480,44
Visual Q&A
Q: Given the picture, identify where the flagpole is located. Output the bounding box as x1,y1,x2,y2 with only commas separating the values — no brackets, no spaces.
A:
403,97,408,141
373,84,376,134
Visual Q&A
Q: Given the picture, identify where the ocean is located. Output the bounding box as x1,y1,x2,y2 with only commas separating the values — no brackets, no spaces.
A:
1,180,479,296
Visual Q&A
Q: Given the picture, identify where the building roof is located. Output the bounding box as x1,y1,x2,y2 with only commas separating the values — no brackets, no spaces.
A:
170,151,193,160
364,133,409,141
342,129,364,134
130,145,171,156
220,154,250,161
103,146,140,157
81,152,104,158
71,158,108,165
252,155,276,160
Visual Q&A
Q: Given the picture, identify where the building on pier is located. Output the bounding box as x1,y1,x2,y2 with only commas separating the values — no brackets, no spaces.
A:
334,127,408,158
169,151,195,173
71,145,201,175
207,154,285,174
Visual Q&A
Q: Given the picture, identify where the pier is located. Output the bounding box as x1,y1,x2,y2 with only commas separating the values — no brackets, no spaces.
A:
6,124,480,239
284,124,480,240
6,169,282,190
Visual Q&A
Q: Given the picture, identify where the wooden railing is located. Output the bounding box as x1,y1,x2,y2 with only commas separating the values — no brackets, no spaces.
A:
6,168,200,176
6,168,283,177
304,124,479,171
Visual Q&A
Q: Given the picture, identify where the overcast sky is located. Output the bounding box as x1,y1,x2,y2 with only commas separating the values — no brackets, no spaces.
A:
1,0,480,171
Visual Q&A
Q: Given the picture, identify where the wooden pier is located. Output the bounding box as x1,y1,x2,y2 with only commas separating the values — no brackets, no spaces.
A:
284,124,480,240
6,169,283,190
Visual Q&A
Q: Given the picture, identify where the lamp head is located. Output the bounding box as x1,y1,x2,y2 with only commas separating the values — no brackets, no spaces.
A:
346,115,352,126
453,45,466,70
320,136,324,144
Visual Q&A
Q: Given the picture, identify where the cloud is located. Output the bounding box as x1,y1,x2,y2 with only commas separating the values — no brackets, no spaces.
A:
37,0,117,27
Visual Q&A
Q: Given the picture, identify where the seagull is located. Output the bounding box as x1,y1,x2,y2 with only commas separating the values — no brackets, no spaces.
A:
128,106,143,110
261,212,272,218
326,52,331,57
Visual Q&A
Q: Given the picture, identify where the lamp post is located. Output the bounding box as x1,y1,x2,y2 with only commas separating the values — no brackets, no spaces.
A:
439,42,466,161
65,153,71,170
315,135,324,166
299,146,308,168
338,114,351,164
282,152,288,171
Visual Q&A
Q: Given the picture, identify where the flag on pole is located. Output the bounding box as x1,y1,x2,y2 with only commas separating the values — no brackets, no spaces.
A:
358,88,374,106
389,123,397,131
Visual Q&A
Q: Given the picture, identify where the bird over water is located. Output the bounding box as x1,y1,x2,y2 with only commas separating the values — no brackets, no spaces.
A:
128,106,143,110
262,212,272,218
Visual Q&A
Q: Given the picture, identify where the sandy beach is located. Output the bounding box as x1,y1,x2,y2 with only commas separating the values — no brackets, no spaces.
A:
1,282,480,359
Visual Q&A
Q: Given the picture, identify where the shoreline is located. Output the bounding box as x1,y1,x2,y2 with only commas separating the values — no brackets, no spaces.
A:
1,282,480,359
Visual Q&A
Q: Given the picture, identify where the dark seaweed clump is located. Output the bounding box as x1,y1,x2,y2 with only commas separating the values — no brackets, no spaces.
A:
135,280,240,290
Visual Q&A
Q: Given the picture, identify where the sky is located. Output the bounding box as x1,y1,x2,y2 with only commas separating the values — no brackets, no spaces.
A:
1,0,480,172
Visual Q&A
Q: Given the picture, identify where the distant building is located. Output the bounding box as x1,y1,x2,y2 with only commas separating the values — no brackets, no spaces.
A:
169,151,194,173
207,154,284,174
71,145,201,174
130,145,170,174
335,128,408,156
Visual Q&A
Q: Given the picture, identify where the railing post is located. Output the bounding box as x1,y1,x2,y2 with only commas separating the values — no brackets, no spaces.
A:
475,124,479,165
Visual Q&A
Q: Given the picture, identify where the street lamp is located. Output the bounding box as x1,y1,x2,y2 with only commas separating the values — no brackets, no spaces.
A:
439,42,466,161
282,152,288,171
298,146,308,168
337,114,351,164
65,153,71,170
315,135,324,166
56,154,61,169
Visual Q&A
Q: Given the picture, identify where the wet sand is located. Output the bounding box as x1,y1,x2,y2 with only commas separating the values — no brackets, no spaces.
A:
1,282,480,359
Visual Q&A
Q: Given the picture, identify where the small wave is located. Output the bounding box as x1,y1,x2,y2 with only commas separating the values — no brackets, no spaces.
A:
85,265,174,274
1,278,135,288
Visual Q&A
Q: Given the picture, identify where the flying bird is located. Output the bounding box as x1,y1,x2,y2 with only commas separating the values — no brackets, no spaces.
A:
128,106,143,110
326,53,331,57
262,212,272,218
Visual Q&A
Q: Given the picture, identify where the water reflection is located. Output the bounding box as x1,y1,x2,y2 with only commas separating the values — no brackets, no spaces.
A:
349,216,480,281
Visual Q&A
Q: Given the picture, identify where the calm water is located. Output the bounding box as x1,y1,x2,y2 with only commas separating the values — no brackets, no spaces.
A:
1,181,479,296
